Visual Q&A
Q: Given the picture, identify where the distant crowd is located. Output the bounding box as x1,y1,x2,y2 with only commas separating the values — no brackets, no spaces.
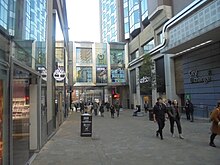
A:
71,100,122,118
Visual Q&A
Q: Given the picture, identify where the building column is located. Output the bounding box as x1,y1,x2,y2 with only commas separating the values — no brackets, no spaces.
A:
46,0,56,133
136,67,141,106
164,54,178,100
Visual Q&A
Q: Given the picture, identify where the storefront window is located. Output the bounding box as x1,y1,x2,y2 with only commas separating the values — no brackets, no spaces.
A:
95,44,107,65
76,48,92,64
76,67,92,83
13,67,30,165
111,67,126,83
96,67,107,83
110,49,124,65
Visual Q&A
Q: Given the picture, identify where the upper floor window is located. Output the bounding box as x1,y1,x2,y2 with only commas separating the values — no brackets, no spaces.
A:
157,32,163,45
129,50,139,62
76,48,92,64
143,39,155,54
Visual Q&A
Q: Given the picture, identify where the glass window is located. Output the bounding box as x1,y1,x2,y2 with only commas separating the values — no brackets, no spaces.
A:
110,49,124,65
141,0,148,14
124,6,128,18
76,67,92,83
111,67,125,83
157,32,163,45
124,22,129,33
76,48,92,64
111,16,115,24
130,69,136,93
96,67,107,83
143,39,155,53
134,10,140,24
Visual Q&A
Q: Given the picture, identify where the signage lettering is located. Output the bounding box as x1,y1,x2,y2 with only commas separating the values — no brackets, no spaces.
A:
189,70,212,84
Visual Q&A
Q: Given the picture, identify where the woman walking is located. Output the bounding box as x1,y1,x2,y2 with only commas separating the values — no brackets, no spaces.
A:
209,101,220,147
167,100,184,139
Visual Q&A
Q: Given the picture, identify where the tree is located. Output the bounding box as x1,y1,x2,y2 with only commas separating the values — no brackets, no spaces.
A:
139,54,163,95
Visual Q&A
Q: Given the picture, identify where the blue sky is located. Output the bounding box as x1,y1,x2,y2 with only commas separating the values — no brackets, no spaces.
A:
62,0,100,42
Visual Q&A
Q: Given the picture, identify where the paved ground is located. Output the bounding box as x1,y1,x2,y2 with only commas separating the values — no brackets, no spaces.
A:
31,109,219,165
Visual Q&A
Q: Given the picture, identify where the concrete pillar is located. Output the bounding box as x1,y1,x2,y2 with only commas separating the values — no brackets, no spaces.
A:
164,54,178,100
46,0,56,132
29,84,38,150
136,67,141,106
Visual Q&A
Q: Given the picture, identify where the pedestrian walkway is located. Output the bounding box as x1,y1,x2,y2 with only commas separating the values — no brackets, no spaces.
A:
31,110,219,165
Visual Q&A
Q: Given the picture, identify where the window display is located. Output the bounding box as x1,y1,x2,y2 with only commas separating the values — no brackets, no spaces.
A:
76,48,92,64
76,67,92,82
12,98,29,119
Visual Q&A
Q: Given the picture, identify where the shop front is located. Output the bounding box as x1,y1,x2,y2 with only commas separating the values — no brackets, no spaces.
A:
0,33,10,165
12,63,41,165
161,0,220,117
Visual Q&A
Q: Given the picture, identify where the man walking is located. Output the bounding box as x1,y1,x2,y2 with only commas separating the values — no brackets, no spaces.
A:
153,97,167,140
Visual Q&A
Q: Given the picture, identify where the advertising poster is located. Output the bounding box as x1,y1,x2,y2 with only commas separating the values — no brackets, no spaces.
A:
96,67,107,83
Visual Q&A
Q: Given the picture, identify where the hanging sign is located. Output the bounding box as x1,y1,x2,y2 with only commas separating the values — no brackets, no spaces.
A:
53,68,66,81
41,70,47,81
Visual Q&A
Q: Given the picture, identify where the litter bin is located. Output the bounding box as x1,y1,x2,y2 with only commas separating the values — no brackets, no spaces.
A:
148,108,154,121
81,113,92,137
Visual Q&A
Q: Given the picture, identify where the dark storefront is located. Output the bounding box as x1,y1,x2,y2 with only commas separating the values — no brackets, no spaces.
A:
176,42,220,117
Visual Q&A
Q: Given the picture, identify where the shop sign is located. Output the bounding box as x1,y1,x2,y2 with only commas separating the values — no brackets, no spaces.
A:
53,68,66,81
41,70,47,81
139,76,150,84
189,70,212,84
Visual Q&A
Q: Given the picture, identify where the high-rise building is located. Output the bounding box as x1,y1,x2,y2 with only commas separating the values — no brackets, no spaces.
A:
99,0,124,42
0,0,16,35
14,0,47,41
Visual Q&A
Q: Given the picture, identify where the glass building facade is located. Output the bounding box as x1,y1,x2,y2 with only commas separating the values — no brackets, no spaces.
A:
14,0,47,41
0,0,16,35
100,0,118,42
128,0,140,33
124,0,149,39
73,42,126,85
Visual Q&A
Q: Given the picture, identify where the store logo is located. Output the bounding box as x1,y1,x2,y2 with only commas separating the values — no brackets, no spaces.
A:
41,70,47,81
189,69,212,84
53,68,66,81
139,76,150,84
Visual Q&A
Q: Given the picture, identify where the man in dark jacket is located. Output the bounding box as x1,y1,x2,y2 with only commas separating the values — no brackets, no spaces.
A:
153,97,167,140
185,99,194,122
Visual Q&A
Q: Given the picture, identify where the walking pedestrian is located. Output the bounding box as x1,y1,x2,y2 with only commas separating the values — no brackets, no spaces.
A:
185,99,194,122
167,99,184,139
115,102,120,117
93,102,98,116
106,102,110,112
110,104,115,118
99,101,105,117
153,97,168,140
144,101,149,113
209,101,220,147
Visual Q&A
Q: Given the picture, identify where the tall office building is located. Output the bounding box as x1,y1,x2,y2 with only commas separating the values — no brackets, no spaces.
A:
14,0,47,41
99,0,124,42
0,0,16,35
